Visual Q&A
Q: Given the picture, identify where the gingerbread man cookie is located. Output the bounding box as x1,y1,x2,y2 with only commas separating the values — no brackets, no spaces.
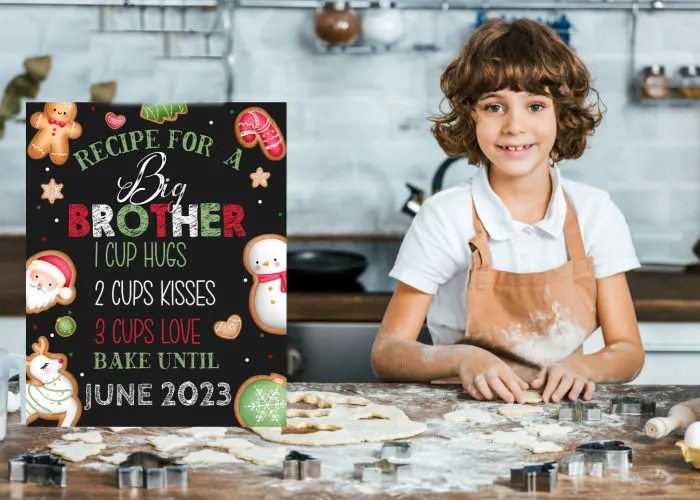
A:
27,102,82,166
242,235,286,335
25,336,82,427
234,107,286,161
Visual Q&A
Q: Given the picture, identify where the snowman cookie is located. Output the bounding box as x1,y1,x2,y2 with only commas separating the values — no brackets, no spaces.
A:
243,234,286,335
27,102,82,166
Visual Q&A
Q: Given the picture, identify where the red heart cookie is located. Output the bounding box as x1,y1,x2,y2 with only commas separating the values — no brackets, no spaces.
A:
105,112,126,130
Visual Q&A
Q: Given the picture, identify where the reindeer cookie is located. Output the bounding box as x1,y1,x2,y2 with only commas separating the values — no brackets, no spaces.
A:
242,234,286,335
27,102,82,166
26,336,82,427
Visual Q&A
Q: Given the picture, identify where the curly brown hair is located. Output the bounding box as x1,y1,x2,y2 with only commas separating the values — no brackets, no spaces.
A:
430,18,603,166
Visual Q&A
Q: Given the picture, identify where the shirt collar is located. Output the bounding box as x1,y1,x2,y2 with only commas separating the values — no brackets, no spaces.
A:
471,165,566,241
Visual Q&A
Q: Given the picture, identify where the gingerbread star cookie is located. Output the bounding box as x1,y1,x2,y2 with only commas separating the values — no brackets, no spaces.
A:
250,167,270,188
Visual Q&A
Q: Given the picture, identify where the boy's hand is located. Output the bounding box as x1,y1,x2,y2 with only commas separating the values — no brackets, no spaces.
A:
458,348,529,404
531,358,595,403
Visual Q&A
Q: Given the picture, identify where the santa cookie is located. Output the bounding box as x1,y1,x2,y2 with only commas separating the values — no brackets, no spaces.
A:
27,102,82,166
25,336,82,427
243,235,286,335
234,107,286,161
26,250,77,314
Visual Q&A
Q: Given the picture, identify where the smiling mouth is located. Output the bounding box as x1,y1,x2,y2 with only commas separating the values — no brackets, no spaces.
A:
498,144,534,151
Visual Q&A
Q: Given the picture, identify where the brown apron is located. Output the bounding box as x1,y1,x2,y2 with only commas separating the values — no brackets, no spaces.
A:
465,190,598,367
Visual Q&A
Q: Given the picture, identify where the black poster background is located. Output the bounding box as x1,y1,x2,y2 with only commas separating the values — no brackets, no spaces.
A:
26,102,287,426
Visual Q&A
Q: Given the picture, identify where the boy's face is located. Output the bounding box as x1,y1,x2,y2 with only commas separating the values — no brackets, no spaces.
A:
474,89,556,177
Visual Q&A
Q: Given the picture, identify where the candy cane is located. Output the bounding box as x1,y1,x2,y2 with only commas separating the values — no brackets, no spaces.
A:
234,107,286,161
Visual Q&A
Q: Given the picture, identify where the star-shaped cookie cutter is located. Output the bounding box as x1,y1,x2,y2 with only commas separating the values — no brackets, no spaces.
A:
558,401,602,422
8,453,67,487
510,461,558,492
353,458,411,482
610,397,656,417
116,452,188,489
282,451,321,480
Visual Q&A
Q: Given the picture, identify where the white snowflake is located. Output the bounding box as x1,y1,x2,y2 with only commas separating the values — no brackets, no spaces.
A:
246,384,285,425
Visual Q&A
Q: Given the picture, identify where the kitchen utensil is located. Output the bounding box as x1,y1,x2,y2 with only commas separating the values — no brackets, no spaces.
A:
558,401,602,422
314,1,360,45
362,1,404,46
288,250,367,283
117,452,188,489
8,453,67,487
353,458,410,482
380,441,411,460
510,461,558,492
283,451,321,480
0,348,27,440
558,454,585,476
575,440,633,470
610,397,656,416
645,398,700,438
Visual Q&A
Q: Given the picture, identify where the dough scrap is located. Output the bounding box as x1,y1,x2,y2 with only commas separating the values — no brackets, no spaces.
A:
524,423,573,437
50,442,106,462
253,391,425,446
106,427,139,432
443,408,493,423
208,437,286,466
520,390,543,404
97,452,130,465
498,404,544,416
483,430,538,445
147,434,195,452
181,449,240,464
176,427,228,438
62,431,103,443
521,440,564,454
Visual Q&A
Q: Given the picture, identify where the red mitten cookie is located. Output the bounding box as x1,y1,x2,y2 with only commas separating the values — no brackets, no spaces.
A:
27,102,82,166
234,107,286,161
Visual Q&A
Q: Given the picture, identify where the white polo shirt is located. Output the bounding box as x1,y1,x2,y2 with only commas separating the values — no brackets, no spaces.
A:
389,166,641,346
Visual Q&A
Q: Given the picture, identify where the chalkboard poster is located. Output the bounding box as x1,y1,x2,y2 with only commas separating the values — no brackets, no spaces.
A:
25,102,288,427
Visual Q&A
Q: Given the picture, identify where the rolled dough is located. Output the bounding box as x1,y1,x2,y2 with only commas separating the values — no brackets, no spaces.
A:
50,442,106,462
498,404,544,416
208,437,287,466
147,434,195,452
62,431,103,443
106,427,138,432
252,391,426,446
483,431,538,445
520,391,543,404
181,449,240,464
97,452,130,465
524,423,573,437
176,427,228,438
522,441,564,454
443,408,493,423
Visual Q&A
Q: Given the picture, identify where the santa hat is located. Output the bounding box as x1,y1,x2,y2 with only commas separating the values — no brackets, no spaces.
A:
29,255,73,300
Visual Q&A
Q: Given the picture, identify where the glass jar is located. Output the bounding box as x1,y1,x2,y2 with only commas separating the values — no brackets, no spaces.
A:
640,65,669,99
678,66,700,98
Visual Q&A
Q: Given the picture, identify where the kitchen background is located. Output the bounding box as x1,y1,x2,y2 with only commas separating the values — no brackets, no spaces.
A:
0,1,699,384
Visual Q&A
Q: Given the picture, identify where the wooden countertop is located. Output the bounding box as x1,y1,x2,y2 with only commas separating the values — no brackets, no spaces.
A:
0,383,699,499
3,235,700,321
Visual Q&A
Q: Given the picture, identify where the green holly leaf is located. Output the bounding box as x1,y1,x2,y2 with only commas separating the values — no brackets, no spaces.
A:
139,103,188,124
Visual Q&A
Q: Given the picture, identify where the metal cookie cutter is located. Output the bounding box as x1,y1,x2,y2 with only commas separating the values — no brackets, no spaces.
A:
558,401,602,422
117,452,188,489
354,458,411,482
558,453,585,476
610,397,656,417
283,451,321,480
380,441,411,460
575,440,633,470
8,454,67,488
510,461,558,493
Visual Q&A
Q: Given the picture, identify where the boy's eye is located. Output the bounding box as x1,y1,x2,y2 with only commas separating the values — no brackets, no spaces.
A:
484,104,502,113
530,103,546,112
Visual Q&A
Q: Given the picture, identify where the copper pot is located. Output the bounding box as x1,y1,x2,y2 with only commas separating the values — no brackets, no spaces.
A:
314,2,360,45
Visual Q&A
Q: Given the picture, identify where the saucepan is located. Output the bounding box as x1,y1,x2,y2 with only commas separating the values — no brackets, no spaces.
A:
287,250,367,285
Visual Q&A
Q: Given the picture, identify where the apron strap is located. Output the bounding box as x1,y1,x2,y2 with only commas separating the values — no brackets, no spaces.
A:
562,190,587,261
470,201,492,269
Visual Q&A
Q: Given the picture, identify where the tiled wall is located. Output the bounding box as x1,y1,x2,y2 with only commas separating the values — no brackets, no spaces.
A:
1,4,699,264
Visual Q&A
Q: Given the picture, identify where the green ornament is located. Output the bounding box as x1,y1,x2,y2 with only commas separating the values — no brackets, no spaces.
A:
55,316,77,337
235,374,286,427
